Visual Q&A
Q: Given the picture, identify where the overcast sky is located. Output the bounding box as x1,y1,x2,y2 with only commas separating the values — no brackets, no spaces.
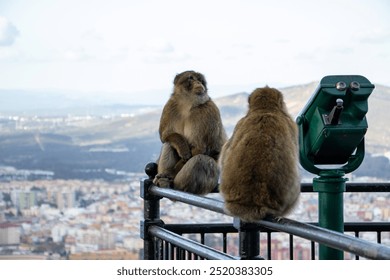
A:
0,0,389,104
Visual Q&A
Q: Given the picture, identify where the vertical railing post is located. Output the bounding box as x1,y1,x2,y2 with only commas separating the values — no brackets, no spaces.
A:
234,218,263,260
140,163,163,260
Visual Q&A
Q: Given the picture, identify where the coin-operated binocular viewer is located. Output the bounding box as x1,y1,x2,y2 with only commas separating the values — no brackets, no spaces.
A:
296,75,375,259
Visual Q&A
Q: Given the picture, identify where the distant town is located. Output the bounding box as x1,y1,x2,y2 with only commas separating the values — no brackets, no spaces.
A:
0,175,389,260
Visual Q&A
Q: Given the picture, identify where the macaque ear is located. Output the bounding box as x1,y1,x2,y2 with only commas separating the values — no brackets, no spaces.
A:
247,93,252,106
173,72,183,85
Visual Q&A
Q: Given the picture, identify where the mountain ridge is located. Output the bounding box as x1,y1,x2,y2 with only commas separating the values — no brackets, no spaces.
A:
0,81,389,180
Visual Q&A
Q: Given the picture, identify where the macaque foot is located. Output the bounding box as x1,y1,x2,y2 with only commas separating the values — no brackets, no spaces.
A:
153,173,173,188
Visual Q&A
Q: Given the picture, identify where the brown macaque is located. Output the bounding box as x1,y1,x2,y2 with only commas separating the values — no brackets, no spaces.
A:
219,87,300,222
153,70,227,195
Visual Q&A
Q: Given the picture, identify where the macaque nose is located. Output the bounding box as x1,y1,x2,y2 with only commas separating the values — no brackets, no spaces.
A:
194,82,206,95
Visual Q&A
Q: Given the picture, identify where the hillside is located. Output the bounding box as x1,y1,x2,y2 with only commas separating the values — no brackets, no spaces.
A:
0,82,389,180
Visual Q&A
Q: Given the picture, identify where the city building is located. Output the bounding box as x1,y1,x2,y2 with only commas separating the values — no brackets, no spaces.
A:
0,222,20,246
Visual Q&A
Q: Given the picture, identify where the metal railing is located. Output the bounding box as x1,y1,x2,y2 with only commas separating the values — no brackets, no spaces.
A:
140,163,390,260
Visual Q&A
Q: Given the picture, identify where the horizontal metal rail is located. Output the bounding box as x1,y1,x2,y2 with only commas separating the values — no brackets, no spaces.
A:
150,186,225,214
344,222,390,232
149,185,390,260
207,182,390,193
301,182,390,192
165,223,236,234
164,222,390,235
148,225,236,260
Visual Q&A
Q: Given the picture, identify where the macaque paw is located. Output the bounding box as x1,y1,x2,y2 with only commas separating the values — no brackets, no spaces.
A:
153,174,173,188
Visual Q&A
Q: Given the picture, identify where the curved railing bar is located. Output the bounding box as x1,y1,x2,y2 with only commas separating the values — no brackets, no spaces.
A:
149,185,390,260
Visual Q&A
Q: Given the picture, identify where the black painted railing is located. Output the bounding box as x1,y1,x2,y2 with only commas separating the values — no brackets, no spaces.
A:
140,163,390,260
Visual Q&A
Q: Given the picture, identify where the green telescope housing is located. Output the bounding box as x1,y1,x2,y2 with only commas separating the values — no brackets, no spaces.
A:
296,75,375,175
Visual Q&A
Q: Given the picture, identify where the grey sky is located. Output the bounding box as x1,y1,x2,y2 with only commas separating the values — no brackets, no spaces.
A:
0,0,389,104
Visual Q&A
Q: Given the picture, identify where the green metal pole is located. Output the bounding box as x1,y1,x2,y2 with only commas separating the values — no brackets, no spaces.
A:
313,171,346,260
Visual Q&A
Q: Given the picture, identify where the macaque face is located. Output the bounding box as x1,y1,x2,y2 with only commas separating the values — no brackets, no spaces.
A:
174,70,208,97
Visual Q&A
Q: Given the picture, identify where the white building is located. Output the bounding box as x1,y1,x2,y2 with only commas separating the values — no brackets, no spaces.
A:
0,222,20,245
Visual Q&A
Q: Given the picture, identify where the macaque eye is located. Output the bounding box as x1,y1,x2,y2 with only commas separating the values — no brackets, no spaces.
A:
198,78,206,88
186,75,194,88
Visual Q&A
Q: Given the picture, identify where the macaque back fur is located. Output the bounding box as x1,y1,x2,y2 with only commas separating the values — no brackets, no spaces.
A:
219,87,300,222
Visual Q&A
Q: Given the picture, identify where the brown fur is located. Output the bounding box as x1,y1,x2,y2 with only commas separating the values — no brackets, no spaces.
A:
219,87,300,222
153,70,227,195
